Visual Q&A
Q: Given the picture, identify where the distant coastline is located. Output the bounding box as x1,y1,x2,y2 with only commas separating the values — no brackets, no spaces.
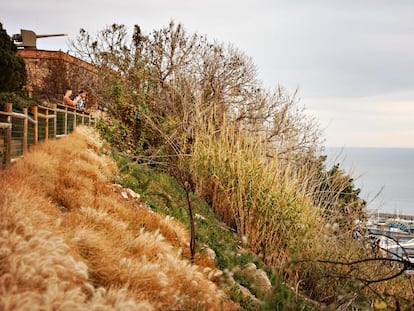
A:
369,211,414,221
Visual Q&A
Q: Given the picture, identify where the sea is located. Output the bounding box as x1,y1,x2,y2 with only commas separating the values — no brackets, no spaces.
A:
325,147,414,217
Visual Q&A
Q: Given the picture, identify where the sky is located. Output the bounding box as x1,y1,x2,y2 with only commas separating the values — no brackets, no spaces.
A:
1,0,414,148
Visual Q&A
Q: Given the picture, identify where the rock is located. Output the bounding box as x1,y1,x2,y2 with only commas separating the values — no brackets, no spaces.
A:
201,244,216,261
125,188,140,199
195,213,206,221
233,263,272,297
251,268,272,294
237,284,261,305
226,275,261,305
112,184,141,201
243,262,257,271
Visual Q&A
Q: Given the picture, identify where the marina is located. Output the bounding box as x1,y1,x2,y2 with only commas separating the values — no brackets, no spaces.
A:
367,211,414,274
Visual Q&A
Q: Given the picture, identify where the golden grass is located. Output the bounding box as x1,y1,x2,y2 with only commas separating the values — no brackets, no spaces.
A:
0,126,231,310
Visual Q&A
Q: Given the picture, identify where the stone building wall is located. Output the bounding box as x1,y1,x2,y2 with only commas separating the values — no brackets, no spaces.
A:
17,49,98,108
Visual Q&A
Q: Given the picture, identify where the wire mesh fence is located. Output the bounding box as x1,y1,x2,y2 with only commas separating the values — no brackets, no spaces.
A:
56,110,66,136
0,103,95,167
38,117,46,143
11,115,24,159
28,119,35,149
67,113,75,133
0,127,7,167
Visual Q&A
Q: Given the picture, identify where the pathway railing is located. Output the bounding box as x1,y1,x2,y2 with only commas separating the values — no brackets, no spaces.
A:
0,103,95,167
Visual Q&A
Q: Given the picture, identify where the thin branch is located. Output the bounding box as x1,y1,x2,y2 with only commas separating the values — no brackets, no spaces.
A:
297,256,411,285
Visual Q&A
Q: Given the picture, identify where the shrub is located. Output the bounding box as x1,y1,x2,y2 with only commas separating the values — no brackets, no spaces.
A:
0,23,27,92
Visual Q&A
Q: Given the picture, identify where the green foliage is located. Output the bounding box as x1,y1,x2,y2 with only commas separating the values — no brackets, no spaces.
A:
262,276,316,311
0,92,39,110
327,163,362,204
0,23,27,92
227,286,259,311
313,156,367,229
113,154,318,310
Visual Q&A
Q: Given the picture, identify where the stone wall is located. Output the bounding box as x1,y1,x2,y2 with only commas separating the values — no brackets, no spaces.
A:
17,49,98,108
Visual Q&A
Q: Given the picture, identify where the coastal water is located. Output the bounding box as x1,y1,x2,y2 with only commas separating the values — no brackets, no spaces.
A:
325,147,414,216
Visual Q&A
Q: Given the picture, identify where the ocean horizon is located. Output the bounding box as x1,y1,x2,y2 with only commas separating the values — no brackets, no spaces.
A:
325,146,414,217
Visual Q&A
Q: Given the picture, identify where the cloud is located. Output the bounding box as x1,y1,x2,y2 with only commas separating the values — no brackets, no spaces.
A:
1,0,414,147
305,92,414,147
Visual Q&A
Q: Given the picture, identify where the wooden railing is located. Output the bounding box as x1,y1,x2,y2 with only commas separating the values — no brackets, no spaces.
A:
0,103,95,167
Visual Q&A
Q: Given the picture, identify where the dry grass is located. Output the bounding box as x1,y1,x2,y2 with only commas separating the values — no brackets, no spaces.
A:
0,126,231,310
187,115,414,307
190,121,324,271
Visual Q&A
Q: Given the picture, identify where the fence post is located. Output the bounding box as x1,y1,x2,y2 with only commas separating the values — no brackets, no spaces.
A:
23,107,28,153
32,106,38,144
4,103,12,165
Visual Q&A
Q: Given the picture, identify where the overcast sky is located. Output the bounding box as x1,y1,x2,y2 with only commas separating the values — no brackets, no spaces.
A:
1,0,414,148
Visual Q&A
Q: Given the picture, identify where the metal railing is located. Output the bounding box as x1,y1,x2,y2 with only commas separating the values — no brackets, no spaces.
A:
0,103,95,167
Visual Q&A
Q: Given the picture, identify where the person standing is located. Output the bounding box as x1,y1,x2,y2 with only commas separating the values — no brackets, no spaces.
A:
63,89,76,107
74,90,87,111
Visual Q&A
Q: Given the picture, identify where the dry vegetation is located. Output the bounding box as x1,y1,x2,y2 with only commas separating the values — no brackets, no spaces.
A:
0,126,233,310
190,119,324,270
187,113,414,309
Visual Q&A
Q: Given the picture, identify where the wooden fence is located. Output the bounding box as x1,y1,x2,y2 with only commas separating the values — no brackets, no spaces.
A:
0,103,95,167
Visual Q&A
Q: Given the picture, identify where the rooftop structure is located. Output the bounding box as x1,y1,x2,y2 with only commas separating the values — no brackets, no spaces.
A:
12,29,67,49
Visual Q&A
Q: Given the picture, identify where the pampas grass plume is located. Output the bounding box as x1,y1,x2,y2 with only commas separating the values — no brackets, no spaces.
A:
0,127,230,310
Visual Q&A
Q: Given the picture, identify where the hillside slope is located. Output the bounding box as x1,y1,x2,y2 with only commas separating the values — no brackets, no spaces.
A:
0,127,233,310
